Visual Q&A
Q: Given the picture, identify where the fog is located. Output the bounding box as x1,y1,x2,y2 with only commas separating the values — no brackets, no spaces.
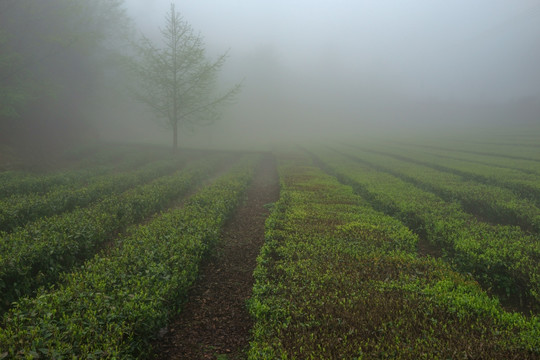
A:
2,0,540,154
119,0,540,148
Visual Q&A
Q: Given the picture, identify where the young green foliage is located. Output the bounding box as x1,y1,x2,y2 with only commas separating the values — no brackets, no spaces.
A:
311,147,540,311
248,151,539,359
0,155,259,358
0,154,228,313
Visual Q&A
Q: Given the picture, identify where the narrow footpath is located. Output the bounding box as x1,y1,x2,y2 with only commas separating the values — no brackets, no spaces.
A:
152,154,280,360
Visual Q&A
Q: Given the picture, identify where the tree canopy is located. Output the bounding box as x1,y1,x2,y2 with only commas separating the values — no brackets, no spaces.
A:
129,3,241,152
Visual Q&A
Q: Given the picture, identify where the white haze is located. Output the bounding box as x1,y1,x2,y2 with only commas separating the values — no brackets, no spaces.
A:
110,0,540,148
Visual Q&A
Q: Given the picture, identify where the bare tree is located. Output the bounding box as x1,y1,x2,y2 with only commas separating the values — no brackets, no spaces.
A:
130,3,240,152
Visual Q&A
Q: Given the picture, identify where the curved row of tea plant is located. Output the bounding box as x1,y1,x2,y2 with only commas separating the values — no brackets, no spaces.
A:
402,138,540,162
64,143,166,165
0,155,259,359
334,146,540,233
248,152,539,359
0,151,166,199
0,154,229,313
311,149,540,310
344,143,540,206
0,158,186,233
0,166,115,200
389,142,540,175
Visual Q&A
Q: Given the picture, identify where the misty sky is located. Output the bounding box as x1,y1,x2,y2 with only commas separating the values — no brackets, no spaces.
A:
125,0,540,102
112,1,540,147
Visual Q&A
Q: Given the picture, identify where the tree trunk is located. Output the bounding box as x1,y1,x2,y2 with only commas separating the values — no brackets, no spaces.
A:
173,122,178,153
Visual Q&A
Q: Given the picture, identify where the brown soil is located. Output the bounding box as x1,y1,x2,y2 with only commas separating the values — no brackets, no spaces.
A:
416,236,443,258
151,154,280,360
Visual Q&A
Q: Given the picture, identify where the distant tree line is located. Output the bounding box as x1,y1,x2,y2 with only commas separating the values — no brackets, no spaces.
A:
0,0,130,155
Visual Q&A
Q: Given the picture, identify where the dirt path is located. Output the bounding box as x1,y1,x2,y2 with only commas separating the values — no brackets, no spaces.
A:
152,154,280,360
